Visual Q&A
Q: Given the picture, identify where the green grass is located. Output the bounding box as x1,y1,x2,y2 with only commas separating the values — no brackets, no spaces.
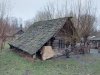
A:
0,44,100,75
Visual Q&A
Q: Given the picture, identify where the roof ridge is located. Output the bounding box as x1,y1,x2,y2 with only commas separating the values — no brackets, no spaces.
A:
34,17,69,23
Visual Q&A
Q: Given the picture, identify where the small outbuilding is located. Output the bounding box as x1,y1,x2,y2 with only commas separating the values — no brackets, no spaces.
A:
13,25,24,39
9,17,77,60
90,32,100,49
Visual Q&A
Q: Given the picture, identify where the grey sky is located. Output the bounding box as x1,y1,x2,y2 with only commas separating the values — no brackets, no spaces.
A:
6,0,100,20
0,0,100,22
11,0,59,21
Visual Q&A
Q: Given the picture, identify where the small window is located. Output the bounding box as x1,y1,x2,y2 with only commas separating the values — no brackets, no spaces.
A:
59,39,65,49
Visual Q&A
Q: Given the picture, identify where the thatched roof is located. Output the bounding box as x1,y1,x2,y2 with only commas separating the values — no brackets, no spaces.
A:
9,17,75,55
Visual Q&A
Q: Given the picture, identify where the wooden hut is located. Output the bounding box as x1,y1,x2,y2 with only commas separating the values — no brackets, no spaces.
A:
9,17,77,60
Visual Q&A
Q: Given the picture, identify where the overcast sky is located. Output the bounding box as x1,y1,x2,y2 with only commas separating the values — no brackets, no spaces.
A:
0,0,100,23
10,0,65,21
0,0,98,20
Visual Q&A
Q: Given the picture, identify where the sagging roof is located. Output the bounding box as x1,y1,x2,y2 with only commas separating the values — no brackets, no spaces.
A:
9,17,74,55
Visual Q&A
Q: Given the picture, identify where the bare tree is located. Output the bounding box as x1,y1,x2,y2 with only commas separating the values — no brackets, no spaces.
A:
0,1,11,50
24,19,34,30
70,0,96,54
0,17,10,50
34,3,55,22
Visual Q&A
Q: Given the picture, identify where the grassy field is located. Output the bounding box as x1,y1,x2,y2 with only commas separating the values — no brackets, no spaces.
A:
0,44,100,75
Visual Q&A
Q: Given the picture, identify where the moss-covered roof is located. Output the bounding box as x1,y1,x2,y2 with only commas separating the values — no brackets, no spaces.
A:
9,17,72,55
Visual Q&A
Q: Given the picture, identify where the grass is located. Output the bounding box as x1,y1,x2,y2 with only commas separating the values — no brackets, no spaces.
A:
0,44,100,75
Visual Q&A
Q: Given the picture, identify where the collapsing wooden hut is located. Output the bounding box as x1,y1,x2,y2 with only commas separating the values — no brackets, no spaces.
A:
9,17,77,60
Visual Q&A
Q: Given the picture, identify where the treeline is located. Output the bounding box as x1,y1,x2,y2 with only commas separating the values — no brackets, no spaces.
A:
0,1,22,50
